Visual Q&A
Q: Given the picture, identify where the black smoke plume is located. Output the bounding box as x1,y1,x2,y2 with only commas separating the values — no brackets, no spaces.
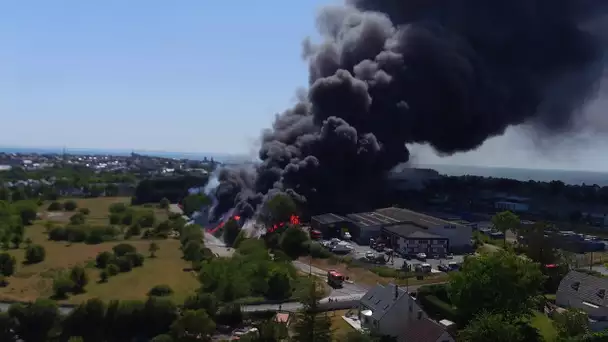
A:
211,0,608,220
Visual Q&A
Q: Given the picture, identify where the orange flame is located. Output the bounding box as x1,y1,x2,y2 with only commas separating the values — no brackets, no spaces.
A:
234,215,241,221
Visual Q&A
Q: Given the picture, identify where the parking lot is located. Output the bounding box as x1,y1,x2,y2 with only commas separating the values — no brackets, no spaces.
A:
320,239,465,272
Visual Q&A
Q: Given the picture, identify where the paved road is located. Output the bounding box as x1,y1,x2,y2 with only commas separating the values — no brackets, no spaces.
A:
292,260,369,298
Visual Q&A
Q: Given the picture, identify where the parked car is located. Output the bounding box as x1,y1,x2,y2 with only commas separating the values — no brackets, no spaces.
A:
446,253,454,260
416,253,427,261
438,264,451,272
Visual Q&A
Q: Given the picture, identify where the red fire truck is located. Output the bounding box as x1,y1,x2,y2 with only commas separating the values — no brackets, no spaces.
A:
327,270,345,288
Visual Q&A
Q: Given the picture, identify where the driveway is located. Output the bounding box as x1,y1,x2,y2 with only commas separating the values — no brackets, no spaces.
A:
292,260,369,298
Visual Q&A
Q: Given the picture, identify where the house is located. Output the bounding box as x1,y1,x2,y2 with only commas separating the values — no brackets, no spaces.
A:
358,283,426,338
556,270,608,331
399,317,455,342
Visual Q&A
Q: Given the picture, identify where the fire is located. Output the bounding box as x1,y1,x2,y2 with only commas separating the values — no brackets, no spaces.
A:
290,215,300,225
234,215,241,221
267,215,301,234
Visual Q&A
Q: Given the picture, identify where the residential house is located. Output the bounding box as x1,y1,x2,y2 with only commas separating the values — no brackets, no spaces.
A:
399,317,455,342
358,283,426,339
556,270,608,331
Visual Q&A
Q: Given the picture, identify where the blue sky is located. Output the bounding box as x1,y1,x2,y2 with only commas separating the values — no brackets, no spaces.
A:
0,0,333,155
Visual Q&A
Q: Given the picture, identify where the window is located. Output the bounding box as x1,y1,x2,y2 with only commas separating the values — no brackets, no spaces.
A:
598,289,606,299
571,282,580,291
419,240,428,244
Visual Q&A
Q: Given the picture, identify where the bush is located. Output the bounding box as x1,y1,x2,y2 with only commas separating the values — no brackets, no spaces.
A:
137,210,156,228
48,227,68,241
69,213,86,225
64,200,78,211
147,284,174,297
70,265,89,293
109,203,127,214
114,256,133,272
307,241,332,259
106,264,120,276
109,213,121,225
127,224,142,237
125,252,144,267
113,243,136,257
85,229,104,244
25,244,46,264
53,277,74,299
159,198,170,209
66,226,87,243
418,294,460,324
99,270,108,283
78,208,90,215
48,201,63,211
95,251,115,269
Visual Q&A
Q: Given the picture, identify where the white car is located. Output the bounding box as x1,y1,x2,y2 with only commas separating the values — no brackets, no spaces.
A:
416,253,427,260
343,232,352,240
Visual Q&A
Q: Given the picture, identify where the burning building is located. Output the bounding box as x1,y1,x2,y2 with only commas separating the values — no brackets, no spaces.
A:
207,0,608,234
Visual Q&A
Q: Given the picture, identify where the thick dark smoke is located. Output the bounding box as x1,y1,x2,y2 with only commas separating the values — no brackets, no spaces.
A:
211,0,608,220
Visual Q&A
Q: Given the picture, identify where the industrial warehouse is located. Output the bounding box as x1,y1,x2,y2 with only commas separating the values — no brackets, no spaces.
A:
311,207,473,255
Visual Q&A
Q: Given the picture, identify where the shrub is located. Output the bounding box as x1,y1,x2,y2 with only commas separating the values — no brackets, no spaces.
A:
114,256,133,272
127,224,142,237
159,198,170,209
48,226,67,241
99,270,109,283
109,203,127,214
64,200,78,211
25,244,46,264
148,284,174,297
106,264,120,276
109,213,121,225
48,201,63,211
0,253,16,277
69,213,86,225
85,229,104,244
125,252,144,267
112,243,136,257
307,241,332,259
70,265,89,293
137,210,156,228
66,226,87,243
78,207,90,215
96,251,115,269
418,293,460,324
53,276,74,299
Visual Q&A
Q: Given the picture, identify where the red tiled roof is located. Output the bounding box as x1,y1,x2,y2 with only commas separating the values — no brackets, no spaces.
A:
401,318,450,342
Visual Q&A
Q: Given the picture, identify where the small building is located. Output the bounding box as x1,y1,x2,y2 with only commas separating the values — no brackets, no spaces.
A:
347,211,403,244
556,270,608,331
359,283,425,339
382,224,448,257
310,213,348,238
399,317,455,342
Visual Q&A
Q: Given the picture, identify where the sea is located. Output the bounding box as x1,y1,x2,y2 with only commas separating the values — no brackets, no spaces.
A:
2,146,608,186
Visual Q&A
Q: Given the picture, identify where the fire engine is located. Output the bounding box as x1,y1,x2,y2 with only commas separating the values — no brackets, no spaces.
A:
327,270,345,288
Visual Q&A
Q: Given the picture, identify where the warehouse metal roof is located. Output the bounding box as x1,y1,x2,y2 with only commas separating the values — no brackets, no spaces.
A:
346,211,403,228
311,213,347,225
375,207,458,229
383,224,444,239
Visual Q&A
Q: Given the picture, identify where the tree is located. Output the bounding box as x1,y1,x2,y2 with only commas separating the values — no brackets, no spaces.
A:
279,225,309,259
106,264,120,276
137,210,156,228
112,243,136,257
13,200,38,225
0,312,17,342
8,299,60,342
10,234,22,249
144,296,178,339
0,253,16,277
183,241,203,262
181,194,211,216
64,200,78,211
183,293,218,317
266,268,293,300
261,193,297,227
24,244,46,264
148,284,174,297
223,218,240,246
171,309,216,342
149,242,159,258
151,334,174,342
447,251,545,321
109,213,121,225
159,198,170,209
95,251,115,269
491,211,520,246
69,213,86,225
78,207,90,215
554,308,590,339
458,312,540,342
108,202,127,214
292,277,332,342
99,269,109,283
70,265,89,293
62,298,106,342
53,276,74,299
